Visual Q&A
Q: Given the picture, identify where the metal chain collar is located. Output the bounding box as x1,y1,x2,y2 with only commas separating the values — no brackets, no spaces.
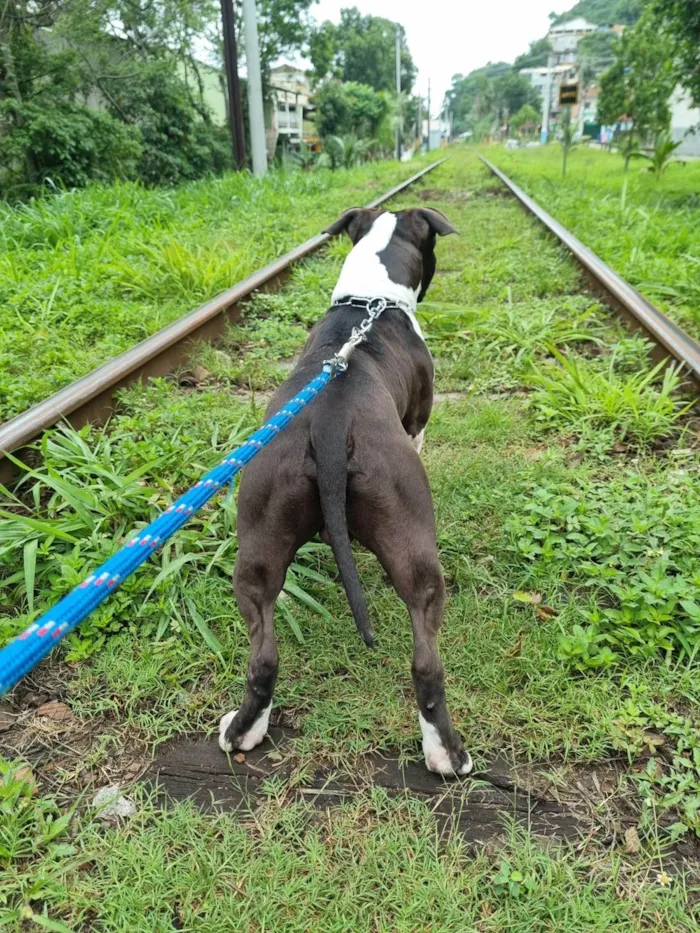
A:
324,296,410,375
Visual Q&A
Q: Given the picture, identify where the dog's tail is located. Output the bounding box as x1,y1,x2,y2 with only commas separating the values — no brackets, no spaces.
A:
313,415,374,648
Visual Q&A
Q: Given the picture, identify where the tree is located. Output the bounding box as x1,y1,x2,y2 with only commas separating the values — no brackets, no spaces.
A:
597,11,676,144
577,31,616,86
510,104,540,138
0,0,234,194
309,8,417,94
553,0,649,26
514,38,552,71
240,0,316,82
559,107,578,177
651,0,700,109
444,64,539,137
313,81,389,140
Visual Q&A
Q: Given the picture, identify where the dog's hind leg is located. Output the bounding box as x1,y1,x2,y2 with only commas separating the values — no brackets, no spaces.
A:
219,457,320,754
350,448,471,776
219,544,287,753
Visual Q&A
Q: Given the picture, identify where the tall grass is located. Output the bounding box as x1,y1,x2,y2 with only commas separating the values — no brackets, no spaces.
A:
490,146,700,337
0,159,427,422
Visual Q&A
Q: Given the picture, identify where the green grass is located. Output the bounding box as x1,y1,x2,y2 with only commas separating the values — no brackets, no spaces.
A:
3,149,700,928
3,772,696,932
0,158,432,423
487,144,700,336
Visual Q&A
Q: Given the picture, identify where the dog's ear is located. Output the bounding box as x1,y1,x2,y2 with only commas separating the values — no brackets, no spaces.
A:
324,208,379,244
416,207,458,237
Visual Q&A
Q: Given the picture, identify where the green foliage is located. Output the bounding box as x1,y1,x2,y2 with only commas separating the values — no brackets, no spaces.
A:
528,349,691,446
242,0,317,79
612,686,700,838
509,465,700,666
632,132,685,178
309,7,416,94
513,38,552,71
553,0,650,25
313,80,389,140
104,61,232,186
0,101,141,192
492,146,700,335
319,135,372,170
0,759,74,927
445,65,541,137
509,104,541,138
597,10,676,142
578,31,617,86
559,108,579,177
651,0,700,109
0,156,426,422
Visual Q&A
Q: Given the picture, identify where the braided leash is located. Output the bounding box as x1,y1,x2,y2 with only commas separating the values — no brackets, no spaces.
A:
0,296,406,695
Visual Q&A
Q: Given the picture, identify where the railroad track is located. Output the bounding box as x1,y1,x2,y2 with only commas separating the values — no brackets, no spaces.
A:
0,158,447,483
478,154,700,389
2,152,699,485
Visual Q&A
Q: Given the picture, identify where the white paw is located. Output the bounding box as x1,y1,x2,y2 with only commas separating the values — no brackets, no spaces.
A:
419,713,473,776
412,429,425,455
218,703,272,753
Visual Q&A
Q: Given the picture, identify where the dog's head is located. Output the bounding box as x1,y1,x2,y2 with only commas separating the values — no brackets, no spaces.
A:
324,207,457,302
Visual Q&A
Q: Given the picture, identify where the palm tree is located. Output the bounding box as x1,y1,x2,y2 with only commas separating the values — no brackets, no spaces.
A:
559,107,577,178
632,132,685,178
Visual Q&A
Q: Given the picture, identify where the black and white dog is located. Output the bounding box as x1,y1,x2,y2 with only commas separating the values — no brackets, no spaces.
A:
219,206,472,776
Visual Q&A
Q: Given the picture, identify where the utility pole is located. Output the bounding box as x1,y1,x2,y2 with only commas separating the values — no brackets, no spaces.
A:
427,79,431,151
395,29,402,161
540,69,552,144
220,0,247,170
417,95,422,147
241,0,267,176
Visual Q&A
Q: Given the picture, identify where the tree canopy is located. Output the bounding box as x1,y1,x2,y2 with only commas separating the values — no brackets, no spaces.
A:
444,64,540,136
651,0,700,108
0,0,315,195
597,10,675,139
308,7,417,94
553,0,650,26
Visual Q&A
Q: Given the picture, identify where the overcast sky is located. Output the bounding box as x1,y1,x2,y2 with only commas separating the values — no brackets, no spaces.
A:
305,0,575,111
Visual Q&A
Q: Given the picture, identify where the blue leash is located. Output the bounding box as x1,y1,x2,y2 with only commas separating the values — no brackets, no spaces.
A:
0,296,397,696
0,369,333,695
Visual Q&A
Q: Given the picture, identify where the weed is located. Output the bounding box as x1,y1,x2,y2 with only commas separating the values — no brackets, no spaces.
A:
0,760,74,928
508,466,700,665
612,685,700,838
528,350,692,447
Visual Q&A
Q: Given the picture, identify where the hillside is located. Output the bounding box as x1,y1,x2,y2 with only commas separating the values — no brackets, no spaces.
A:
555,0,649,25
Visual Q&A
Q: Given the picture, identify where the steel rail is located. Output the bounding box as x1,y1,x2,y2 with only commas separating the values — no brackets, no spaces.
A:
479,154,700,389
0,157,448,480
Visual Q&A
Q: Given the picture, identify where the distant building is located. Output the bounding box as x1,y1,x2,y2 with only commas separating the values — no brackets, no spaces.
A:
671,87,700,157
546,17,599,66
268,64,315,156
520,18,620,142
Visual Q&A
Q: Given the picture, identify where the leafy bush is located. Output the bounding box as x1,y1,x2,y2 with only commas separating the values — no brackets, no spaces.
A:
106,63,232,186
313,80,389,141
508,466,700,666
0,101,141,193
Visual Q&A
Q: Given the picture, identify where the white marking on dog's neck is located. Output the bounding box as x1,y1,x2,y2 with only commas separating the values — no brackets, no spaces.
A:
331,212,423,338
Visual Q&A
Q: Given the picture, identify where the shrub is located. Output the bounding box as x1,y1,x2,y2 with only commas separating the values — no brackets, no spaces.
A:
508,467,700,667
0,101,141,193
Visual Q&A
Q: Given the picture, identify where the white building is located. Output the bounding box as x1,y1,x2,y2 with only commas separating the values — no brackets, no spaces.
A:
671,87,700,157
546,17,599,66
268,64,315,155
